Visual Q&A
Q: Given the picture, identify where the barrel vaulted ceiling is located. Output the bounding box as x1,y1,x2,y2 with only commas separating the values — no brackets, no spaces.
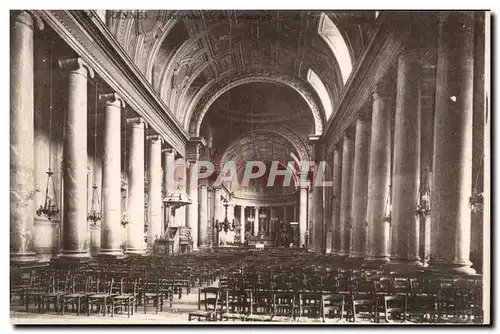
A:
106,10,376,172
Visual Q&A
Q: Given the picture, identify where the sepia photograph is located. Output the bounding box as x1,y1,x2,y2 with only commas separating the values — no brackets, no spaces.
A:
9,9,490,325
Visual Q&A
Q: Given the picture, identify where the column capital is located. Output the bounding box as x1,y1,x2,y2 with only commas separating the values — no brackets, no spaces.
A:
12,10,44,31
147,134,163,144
240,205,246,209
199,184,208,189
58,57,95,79
127,117,147,129
99,92,126,108
162,146,175,155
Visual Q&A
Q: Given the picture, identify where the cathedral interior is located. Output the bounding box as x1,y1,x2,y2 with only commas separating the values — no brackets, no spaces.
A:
10,10,489,324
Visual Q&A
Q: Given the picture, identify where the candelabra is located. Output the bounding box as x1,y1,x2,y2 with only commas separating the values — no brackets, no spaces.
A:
213,195,235,234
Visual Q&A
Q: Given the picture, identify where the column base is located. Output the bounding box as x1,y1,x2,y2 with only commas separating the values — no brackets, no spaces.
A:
10,251,39,265
426,260,477,275
124,248,146,256
53,251,91,264
97,249,125,258
363,254,390,269
383,259,424,274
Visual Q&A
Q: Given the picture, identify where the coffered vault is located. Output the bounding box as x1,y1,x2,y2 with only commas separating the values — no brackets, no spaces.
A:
106,10,376,136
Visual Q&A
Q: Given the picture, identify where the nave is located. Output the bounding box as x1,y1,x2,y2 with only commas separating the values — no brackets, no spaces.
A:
11,249,483,324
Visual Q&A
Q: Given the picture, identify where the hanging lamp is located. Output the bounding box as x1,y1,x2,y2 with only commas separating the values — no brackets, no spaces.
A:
121,109,131,226
87,82,102,224
469,155,484,213
36,39,60,220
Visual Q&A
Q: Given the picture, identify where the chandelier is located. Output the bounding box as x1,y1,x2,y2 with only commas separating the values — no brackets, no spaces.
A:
87,81,102,225
213,195,235,234
36,169,60,220
36,38,59,221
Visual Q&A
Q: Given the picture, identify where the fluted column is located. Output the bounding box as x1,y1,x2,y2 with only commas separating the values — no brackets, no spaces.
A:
240,206,246,244
199,184,209,248
10,11,42,264
125,118,146,255
299,185,308,248
254,207,260,236
339,132,355,256
147,135,162,248
98,93,125,257
429,13,476,274
58,57,94,261
350,113,371,259
331,144,342,254
388,51,422,270
366,84,393,265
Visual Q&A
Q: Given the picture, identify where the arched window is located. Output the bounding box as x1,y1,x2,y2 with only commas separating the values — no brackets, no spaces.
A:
318,13,352,84
307,69,334,121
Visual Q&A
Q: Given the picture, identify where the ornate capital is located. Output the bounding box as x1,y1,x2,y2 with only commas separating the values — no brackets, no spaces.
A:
99,92,126,108
58,57,95,78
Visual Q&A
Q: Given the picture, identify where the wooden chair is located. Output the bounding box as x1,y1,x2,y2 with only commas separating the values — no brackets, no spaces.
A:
111,278,138,318
87,277,115,316
272,290,297,322
40,273,69,313
220,289,250,321
298,292,321,321
61,275,90,315
321,293,345,322
350,297,378,323
245,290,273,322
188,287,220,321
381,295,407,323
141,278,163,314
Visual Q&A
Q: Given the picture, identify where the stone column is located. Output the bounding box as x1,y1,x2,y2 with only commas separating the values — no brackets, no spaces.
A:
331,144,343,254
339,132,355,256
429,13,476,274
58,58,94,261
366,83,393,265
125,118,146,255
255,207,260,236
10,11,42,264
388,51,422,270
299,186,308,248
240,205,246,244
98,93,125,257
147,135,162,248
162,147,175,230
186,159,199,250
350,113,371,259
199,184,209,248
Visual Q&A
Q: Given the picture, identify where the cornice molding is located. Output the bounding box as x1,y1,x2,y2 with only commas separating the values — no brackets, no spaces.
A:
323,13,411,152
37,10,189,157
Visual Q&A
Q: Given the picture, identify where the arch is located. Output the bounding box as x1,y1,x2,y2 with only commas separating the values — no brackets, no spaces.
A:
187,69,326,136
318,12,353,84
218,126,310,167
144,17,180,83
